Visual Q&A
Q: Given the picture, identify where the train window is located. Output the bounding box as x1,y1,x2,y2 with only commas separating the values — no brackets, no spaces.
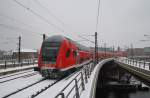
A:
42,42,60,64
66,49,71,58
73,50,77,57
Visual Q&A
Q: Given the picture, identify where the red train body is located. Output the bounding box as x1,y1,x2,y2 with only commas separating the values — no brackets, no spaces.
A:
35,35,127,78
36,35,91,78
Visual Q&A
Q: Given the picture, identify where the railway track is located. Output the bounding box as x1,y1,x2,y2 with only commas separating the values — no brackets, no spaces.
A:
0,70,33,80
0,72,38,83
1,69,82,98
2,78,46,98
30,79,62,98
2,78,60,98
29,70,82,98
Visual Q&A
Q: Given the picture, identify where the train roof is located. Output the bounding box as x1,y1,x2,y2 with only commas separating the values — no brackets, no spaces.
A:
44,35,65,42
45,35,90,51
65,37,90,51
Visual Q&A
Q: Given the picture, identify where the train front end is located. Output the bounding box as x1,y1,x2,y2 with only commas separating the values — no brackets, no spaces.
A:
37,36,63,78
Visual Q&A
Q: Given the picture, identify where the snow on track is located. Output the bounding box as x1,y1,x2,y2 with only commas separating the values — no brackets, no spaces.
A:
0,64,37,74
9,79,56,98
0,71,36,83
1,66,86,98
36,70,81,98
0,73,43,98
0,69,33,79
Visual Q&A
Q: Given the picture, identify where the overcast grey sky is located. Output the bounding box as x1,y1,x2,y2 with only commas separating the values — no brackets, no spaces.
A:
0,0,150,51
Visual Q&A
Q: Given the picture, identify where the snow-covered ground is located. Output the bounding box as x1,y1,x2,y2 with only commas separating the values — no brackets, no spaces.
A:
0,59,113,98
0,70,36,82
0,64,37,74
0,71,43,97
0,59,37,70
0,69,33,79
36,59,112,98
35,71,82,98
0,70,82,98
0,62,84,98
10,79,55,98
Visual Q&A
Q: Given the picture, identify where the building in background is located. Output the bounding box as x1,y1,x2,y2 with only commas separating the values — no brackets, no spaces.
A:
0,50,13,60
98,47,113,52
12,49,38,59
127,48,144,57
0,50,4,60
90,47,113,52
144,47,150,56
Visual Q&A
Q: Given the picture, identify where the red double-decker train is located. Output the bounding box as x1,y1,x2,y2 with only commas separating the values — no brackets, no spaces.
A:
35,35,127,78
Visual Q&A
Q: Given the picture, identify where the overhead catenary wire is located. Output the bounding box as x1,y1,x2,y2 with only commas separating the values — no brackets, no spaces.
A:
13,0,65,33
78,35,95,44
33,0,65,26
0,13,32,28
0,23,42,36
0,13,43,34
33,0,78,39
0,13,42,34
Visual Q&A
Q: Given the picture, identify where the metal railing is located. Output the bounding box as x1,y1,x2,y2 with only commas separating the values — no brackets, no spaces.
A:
55,60,96,98
116,57,150,71
0,58,38,69
128,56,150,62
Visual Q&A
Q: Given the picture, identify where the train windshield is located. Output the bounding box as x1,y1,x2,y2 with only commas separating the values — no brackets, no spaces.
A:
42,42,60,64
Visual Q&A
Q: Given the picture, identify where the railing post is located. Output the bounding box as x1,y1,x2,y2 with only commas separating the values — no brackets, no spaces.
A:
128,59,129,64
87,65,90,78
89,63,92,75
139,61,141,68
84,67,88,83
89,63,92,73
55,93,65,98
75,79,80,98
29,59,31,64
59,93,65,98
92,61,95,71
81,72,85,91
90,63,93,72
28,59,30,65
143,61,145,69
11,60,13,67
5,60,6,69
92,62,94,71
136,60,137,66
33,59,34,65
13,60,15,67
149,62,150,70
21,60,22,67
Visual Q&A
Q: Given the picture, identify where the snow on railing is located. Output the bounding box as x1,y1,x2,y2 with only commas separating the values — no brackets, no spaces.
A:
0,58,37,69
55,60,96,98
115,57,150,71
